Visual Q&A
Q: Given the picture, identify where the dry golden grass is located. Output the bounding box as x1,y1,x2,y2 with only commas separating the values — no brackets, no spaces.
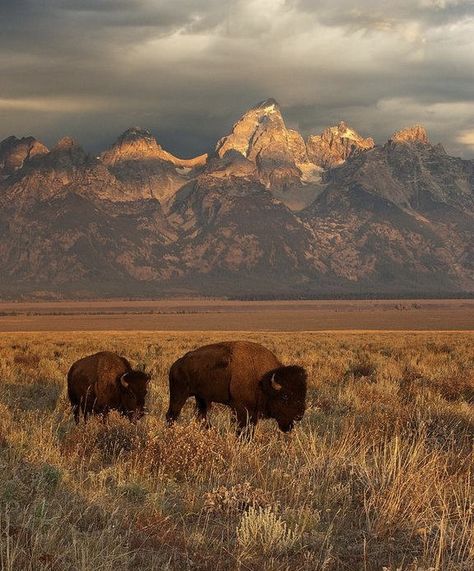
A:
0,331,472,570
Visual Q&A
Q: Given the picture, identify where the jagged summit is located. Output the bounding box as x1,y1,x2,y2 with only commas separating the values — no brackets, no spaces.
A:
102,127,165,165
215,98,286,160
331,121,365,141
50,137,86,159
390,125,429,145
213,102,377,193
306,122,374,169
0,101,473,298
39,137,88,169
251,98,280,112
101,127,207,170
53,136,81,151
121,126,152,137
114,127,160,147
214,98,312,189
0,135,48,175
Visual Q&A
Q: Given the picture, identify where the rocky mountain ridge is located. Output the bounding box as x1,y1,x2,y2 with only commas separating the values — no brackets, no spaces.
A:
307,121,375,169
0,98,472,298
390,125,429,145
0,135,48,176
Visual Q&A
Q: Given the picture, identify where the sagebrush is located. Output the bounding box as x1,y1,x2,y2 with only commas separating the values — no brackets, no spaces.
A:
0,331,472,570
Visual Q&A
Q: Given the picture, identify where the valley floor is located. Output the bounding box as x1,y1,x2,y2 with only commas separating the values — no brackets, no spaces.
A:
0,331,473,570
0,298,473,331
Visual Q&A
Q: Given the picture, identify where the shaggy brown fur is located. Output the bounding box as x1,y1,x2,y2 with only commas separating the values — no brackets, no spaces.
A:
67,351,150,423
166,341,307,434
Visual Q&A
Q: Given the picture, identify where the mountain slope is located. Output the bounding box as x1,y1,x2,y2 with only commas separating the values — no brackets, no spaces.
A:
215,99,320,193
101,128,206,202
306,121,374,169
0,135,48,177
0,135,179,294
166,173,322,292
302,127,474,293
0,103,473,298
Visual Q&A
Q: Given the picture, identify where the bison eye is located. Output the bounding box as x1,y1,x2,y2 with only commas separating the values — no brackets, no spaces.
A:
282,394,289,401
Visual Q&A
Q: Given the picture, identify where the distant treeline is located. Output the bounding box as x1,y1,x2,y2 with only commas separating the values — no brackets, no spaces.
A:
0,310,210,317
228,292,474,301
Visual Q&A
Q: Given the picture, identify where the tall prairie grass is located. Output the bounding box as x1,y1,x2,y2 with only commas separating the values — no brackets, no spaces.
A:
0,331,472,570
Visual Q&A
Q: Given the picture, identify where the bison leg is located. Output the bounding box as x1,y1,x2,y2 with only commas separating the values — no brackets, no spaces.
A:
195,396,211,428
68,387,81,424
166,393,188,425
234,405,257,439
166,367,190,425
81,404,91,423
71,405,80,424
70,400,86,424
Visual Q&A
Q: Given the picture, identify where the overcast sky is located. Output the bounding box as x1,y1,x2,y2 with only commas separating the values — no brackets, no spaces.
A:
1,0,474,158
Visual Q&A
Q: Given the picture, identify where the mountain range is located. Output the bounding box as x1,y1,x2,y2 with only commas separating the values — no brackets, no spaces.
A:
0,98,473,299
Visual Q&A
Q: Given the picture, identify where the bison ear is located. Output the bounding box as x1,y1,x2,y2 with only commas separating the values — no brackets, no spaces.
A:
120,372,129,388
270,373,282,392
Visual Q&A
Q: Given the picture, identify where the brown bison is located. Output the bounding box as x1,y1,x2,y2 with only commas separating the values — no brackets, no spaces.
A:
166,341,307,434
67,351,151,423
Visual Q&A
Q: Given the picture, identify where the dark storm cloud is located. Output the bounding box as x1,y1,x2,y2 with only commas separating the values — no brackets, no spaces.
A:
0,0,473,158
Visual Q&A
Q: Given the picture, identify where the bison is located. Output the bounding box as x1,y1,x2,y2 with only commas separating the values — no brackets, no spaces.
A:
67,351,151,423
166,341,307,434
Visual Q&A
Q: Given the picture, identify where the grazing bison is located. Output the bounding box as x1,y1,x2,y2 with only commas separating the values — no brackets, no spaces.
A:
67,351,151,423
166,341,307,434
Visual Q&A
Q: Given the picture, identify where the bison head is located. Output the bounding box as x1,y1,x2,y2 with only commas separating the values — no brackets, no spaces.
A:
260,365,307,432
118,370,151,421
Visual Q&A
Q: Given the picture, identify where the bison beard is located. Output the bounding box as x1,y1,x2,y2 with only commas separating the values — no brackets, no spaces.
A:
166,341,307,435
259,366,307,433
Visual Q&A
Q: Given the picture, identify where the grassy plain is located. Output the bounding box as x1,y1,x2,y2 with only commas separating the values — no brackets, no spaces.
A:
0,331,473,570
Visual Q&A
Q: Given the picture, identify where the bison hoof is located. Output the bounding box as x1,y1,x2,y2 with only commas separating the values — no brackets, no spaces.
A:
278,422,294,433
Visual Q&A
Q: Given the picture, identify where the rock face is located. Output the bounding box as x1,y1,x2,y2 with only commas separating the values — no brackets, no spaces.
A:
0,135,48,176
100,128,207,202
215,98,317,191
216,99,282,159
102,127,207,168
390,125,429,145
0,100,473,298
306,121,374,169
102,127,168,165
322,132,473,211
302,135,474,292
47,137,88,166
167,174,318,293
0,134,177,295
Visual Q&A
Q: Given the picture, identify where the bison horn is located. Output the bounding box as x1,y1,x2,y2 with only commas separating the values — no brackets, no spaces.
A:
271,373,282,391
120,373,129,388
